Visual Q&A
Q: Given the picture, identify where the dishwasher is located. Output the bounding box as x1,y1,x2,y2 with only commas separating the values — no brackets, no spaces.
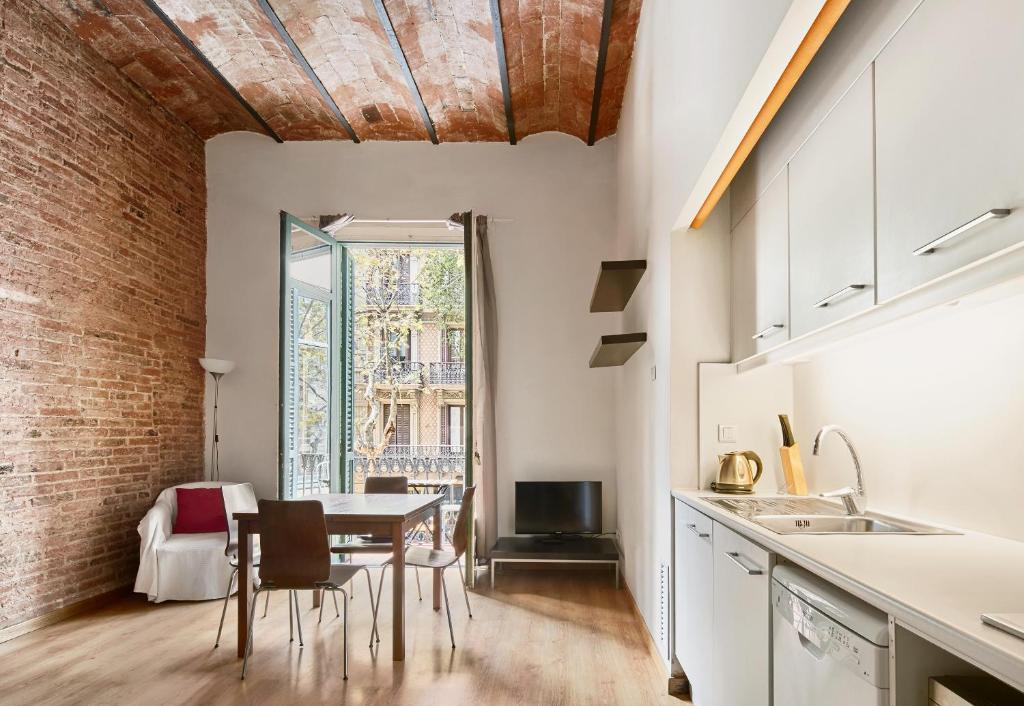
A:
772,563,890,706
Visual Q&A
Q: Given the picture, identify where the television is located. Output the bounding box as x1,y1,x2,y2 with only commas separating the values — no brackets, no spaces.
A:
515,481,602,535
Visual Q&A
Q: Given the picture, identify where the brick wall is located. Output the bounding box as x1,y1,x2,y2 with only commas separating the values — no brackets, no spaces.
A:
0,0,206,628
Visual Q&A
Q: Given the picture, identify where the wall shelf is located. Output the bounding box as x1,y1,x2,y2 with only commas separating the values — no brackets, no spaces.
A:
589,260,647,312
589,332,647,368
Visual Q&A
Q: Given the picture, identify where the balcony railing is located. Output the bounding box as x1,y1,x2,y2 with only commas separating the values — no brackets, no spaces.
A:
429,362,465,386
360,362,424,385
288,446,465,499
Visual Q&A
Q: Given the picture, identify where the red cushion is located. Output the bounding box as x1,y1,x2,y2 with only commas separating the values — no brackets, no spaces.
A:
173,487,228,534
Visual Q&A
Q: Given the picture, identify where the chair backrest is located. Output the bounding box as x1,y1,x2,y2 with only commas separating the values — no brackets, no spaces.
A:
363,476,408,541
451,485,476,558
364,476,408,494
256,499,330,589
221,483,257,555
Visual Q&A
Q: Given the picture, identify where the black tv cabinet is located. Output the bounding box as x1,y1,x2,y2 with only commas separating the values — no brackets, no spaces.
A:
489,536,621,589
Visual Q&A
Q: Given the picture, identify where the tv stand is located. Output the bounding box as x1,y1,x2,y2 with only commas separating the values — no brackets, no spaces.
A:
489,536,621,589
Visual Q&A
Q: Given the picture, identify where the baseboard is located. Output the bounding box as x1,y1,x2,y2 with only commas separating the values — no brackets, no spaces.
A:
0,584,133,645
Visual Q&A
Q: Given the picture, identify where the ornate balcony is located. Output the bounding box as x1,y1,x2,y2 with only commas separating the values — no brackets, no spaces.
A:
429,362,465,386
361,361,424,385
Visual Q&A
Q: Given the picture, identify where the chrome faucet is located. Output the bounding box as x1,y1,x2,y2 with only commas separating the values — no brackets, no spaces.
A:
812,425,867,515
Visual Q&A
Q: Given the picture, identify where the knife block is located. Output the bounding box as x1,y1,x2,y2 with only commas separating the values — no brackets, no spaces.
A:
780,443,808,496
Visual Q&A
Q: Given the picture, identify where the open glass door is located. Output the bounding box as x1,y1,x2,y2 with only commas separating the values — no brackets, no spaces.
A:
280,213,346,498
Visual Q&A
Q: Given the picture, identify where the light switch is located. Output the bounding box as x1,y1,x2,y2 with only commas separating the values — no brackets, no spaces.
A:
718,424,738,443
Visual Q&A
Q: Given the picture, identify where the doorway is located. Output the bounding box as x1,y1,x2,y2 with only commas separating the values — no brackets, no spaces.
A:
279,214,472,524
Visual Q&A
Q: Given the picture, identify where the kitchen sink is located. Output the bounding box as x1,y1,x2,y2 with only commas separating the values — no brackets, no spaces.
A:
751,513,956,535
702,496,959,535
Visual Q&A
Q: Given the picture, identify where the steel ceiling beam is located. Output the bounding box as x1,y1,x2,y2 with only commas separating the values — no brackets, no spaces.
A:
587,0,615,146
372,0,439,145
489,0,516,145
258,0,360,142
140,0,283,143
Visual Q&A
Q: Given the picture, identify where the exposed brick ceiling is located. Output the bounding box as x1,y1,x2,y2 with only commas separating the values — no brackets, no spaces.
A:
40,0,642,144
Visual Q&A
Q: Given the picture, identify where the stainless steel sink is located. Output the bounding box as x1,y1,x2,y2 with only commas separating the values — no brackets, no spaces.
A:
751,513,956,535
702,496,959,535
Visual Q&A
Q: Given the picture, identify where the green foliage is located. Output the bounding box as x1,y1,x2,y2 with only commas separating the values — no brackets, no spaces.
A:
415,248,465,328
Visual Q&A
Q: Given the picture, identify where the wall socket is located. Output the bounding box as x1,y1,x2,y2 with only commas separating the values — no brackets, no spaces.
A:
717,424,738,443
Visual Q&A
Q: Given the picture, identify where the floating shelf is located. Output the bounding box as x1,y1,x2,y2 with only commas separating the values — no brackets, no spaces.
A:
589,260,647,312
589,333,647,368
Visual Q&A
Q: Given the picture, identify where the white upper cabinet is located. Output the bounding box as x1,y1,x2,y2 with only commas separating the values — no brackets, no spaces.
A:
789,68,876,337
731,169,789,361
875,0,1024,301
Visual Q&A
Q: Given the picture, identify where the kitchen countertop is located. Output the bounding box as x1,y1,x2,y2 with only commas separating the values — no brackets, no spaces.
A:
672,488,1024,691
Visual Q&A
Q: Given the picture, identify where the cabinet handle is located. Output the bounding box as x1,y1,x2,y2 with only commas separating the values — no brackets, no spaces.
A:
751,324,785,341
912,208,1011,256
724,551,763,575
686,523,710,539
813,284,868,309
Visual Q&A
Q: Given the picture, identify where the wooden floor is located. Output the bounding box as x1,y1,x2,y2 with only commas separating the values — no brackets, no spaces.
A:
0,568,675,705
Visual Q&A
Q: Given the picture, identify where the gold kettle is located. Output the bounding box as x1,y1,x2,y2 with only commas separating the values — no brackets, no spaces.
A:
711,450,763,494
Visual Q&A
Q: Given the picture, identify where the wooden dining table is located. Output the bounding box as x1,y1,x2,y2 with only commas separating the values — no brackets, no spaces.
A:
233,492,446,661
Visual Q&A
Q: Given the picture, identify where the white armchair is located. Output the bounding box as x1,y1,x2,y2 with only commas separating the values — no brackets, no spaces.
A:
134,481,251,602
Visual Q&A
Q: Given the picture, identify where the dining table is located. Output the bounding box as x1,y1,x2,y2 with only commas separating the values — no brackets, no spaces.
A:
233,492,446,661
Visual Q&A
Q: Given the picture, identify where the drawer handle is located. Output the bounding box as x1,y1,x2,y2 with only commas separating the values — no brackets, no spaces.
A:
751,324,784,341
813,284,868,309
725,551,763,575
686,523,710,539
912,208,1011,256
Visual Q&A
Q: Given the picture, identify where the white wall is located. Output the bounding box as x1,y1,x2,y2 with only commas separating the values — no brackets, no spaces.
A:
791,287,1024,541
614,0,793,659
204,131,619,537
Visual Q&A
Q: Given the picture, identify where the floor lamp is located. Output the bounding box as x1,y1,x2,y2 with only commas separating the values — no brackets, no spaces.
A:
199,358,235,481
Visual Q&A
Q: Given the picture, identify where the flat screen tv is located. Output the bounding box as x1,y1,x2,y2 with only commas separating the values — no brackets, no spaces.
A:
515,481,602,535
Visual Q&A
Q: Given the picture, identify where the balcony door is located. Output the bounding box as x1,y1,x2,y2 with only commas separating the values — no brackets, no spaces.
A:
280,213,352,498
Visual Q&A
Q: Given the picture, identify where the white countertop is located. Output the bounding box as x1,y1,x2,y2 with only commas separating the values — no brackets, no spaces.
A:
672,488,1024,691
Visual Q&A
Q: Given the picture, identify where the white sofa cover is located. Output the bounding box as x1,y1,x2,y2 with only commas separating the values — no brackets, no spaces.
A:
134,481,242,602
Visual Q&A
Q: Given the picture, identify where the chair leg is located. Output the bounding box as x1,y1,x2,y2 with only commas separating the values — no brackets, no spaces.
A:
457,559,473,618
371,565,387,647
332,590,340,617
318,589,325,624
289,590,294,642
441,567,455,649
215,567,238,648
263,590,270,618
341,588,349,680
240,588,261,680
363,568,378,644
415,567,422,601
292,590,304,647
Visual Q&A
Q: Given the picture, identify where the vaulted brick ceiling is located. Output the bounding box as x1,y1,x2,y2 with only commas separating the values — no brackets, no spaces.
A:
44,0,642,144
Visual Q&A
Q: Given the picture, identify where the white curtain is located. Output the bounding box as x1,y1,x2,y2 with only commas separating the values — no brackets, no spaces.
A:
472,215,498,558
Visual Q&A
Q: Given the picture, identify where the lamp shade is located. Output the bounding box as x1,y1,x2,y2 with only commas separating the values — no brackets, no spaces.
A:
199,358,235,375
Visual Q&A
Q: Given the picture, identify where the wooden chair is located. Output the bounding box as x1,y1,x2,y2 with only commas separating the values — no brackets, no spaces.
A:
371,486,476,649
330,475,421,643
241,500,363,680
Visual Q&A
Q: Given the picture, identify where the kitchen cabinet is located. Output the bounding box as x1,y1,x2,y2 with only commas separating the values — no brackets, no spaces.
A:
788,67,875,337
674,501,714,705
712,521,772,706
875,0,1024,302
731,168,789,361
